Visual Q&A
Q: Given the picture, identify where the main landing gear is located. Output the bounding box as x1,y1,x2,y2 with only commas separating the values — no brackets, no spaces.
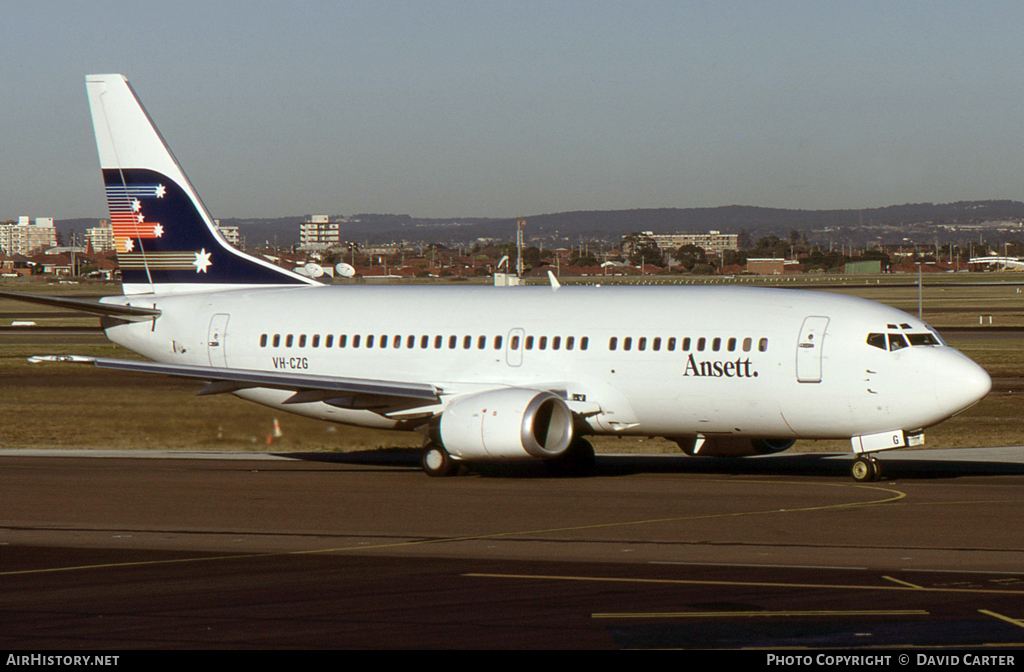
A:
422,443,461,478
851,455,883,482
421,438,596,477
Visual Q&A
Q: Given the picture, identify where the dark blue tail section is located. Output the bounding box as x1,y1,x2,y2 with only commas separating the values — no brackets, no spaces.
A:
104,168,312,290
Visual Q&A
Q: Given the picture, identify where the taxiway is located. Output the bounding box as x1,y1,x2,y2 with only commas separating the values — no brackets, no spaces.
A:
2,449,1024,648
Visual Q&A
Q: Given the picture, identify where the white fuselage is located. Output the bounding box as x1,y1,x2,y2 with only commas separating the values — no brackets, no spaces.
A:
100,284,991,444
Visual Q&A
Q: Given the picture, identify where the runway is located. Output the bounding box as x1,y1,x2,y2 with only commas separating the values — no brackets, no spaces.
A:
3,449,1024,649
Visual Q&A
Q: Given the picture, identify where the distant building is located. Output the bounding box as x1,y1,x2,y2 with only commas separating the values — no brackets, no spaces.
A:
746,257,801,275
85,220,116,253
844,260,882,275
0,217,58,255
625,231,739,255
215,221,241,248
298,215,341,251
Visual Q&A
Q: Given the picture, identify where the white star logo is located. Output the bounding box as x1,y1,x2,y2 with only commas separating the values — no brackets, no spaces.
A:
153,224,163,238
123,238,135,252
136,212,145,223
155,184,166,198
131,198,141,212
193,248,212,274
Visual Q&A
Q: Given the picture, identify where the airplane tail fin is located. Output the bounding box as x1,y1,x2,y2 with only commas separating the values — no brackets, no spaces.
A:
86,74,317,295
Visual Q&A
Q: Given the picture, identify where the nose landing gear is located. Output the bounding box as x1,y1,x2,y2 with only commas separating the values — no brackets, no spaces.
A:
851,455,883,482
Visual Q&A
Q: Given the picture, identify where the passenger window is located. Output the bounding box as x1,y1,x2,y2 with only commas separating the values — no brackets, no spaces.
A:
510,335,520,350
478,335,486,349
525,336,534,350
379,335,387,349
394,335,402,348
494,335,503,349
667,337,676,351
352,335,361,348
712,337,721,352
653,337,661,351
298,335,306,348
260,334,267,347
581,336,589,351
697,337,706,352
273,334,281,347
312,335,320,348
339,335,347,348
609,337,618,351
682,337,691,351
743,337,752,352
566,336,575,351
286,334,294,348
867,333,886,350
727,337,736,352
407,335,415,349
325,335,334,348
539,336,548,350
758,338,769,352
448,335,457,349
638,337,646,351
463,335,472,349
624,337,632,351
367,335,375,348
553,336,561,350
421,335,429,349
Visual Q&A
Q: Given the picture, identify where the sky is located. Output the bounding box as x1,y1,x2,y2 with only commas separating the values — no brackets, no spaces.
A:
3,1,1024,220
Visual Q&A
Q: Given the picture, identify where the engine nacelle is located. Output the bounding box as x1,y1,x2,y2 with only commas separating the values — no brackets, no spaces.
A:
439,388,574,461
674,436,796,457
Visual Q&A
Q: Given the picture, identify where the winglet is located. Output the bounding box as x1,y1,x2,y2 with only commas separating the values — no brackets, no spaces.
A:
547,270,561,291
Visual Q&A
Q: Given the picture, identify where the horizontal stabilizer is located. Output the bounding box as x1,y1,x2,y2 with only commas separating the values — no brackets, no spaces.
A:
0,291,160,321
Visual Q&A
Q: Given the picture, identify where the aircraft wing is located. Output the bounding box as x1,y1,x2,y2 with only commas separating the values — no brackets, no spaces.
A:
28,356,442,413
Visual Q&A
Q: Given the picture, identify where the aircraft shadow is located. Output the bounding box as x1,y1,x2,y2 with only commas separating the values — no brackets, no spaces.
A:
276,449,1024,480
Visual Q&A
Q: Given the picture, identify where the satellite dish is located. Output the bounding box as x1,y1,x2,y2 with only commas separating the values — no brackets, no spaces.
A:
335,262,356,278
298,263,324,278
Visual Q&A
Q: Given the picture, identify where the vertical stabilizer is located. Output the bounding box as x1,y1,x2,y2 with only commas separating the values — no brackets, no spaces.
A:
86,74,317,295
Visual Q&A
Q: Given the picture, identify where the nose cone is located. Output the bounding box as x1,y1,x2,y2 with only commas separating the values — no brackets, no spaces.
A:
934,350,992,416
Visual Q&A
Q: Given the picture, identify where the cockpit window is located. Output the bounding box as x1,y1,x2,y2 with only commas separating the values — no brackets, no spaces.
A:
868,331,941,351
907,333,940,346
888,334,909,351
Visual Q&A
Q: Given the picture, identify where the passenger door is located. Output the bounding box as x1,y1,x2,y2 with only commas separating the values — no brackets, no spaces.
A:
796,316,829,383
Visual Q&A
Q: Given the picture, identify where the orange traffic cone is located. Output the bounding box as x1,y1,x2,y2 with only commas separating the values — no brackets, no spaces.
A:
266,418,283,445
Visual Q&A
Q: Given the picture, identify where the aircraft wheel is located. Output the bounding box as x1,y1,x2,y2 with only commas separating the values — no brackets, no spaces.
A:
422,443,457,477
851,456,877,482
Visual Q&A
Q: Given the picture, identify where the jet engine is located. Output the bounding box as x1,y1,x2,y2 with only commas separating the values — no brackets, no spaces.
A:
673,436,796,457
438,388,574,461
